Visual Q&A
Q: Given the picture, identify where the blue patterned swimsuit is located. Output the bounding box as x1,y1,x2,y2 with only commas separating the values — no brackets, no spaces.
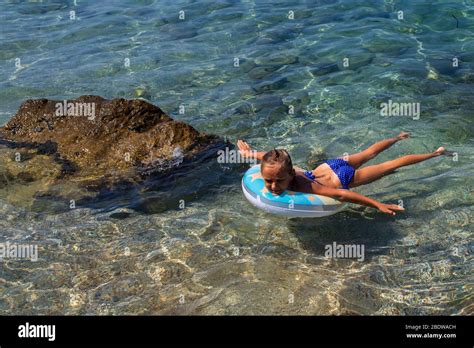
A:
304,158,355,190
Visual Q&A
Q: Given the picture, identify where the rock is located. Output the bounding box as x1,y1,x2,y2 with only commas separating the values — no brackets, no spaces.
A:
247,65,281,80
134,85,152,100
0,96,228,210
362,33,412,55
316,70,355,86
0,170,14,187
16,171,36,183
310,48,374,74
252,76,288,93
282,91,311,115
333,7,390,21
400,64,429,79
248,95,283,113
0,96,223,179
224,101,254,117
282,91,311,107
310,62,339,77
428,59,458,76
338,50,374,71
237,58,256,73
254,51,299,66
254,28,299,46
458,52,474,62
419,80,447,96
457,69,474,83
145,249,167,262
164,24,198,40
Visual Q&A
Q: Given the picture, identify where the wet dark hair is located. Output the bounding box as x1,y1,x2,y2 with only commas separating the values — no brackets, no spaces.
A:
261,149,294,174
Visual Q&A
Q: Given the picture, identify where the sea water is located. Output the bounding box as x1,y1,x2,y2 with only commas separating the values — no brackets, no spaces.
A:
0,0,472,315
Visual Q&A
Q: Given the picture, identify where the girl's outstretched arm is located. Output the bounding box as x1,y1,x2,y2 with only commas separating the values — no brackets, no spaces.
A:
311,183,404,216
237,140,265,161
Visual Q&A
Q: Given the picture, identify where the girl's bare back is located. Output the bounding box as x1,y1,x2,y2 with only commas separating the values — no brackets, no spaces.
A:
293,164,341,188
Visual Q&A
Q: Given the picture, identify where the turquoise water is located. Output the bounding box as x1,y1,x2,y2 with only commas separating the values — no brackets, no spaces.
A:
0,0,473,314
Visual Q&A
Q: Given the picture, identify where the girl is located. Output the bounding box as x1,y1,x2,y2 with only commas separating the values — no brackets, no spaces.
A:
237,132,449,216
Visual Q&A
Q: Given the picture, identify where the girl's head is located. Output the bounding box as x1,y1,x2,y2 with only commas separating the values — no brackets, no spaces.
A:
261,149,295,195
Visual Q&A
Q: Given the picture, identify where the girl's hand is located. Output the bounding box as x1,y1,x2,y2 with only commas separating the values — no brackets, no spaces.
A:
237,139,253,157
377,203,405,216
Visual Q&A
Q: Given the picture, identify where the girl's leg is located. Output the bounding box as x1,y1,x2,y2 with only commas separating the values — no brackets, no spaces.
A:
347,131,410,169
350,147,445,187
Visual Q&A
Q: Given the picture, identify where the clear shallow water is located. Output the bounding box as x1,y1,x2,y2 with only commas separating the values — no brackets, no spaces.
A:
0,0,473,314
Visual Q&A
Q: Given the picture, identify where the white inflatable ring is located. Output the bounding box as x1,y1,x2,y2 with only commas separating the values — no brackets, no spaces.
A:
242,164,346,218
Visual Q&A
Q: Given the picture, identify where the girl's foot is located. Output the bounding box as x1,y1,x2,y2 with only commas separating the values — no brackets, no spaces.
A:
397,131,411,141
434,146,446,156
435,147,456,157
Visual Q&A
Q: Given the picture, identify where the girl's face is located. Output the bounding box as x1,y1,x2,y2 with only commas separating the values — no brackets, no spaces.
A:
261,163,294,195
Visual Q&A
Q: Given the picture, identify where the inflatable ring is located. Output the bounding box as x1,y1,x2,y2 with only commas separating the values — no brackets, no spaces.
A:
242,164,346,217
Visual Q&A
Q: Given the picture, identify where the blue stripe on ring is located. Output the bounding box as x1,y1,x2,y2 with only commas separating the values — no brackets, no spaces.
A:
242,179,340,212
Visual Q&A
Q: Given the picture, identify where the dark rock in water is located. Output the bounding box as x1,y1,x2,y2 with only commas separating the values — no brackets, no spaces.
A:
247,65,281,80
338,51,374,71
0,96,223,179
369,92,394,109
311,49,374,74
254,27,302,46
282,91,311,115
316,70,354,86
419,80,447,96
255,36,277,45
458,52,474,62
333,7,390,21
0,96,229,211
310,62,339,77
254,51,299,66
0,170,14,187
16,171,36,183
456,69,474,84
109,211,132,219
160,22,199,40
282,91,311,107
237,58,256,73
428,59,458,76
248,95,283,113
17,3,66,15
252,76,288,93
224,100,254,117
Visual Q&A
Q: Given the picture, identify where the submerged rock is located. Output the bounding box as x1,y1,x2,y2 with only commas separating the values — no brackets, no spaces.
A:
0,96,223,178
310,62,339,77
251,76,288,93
0,96,229,211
